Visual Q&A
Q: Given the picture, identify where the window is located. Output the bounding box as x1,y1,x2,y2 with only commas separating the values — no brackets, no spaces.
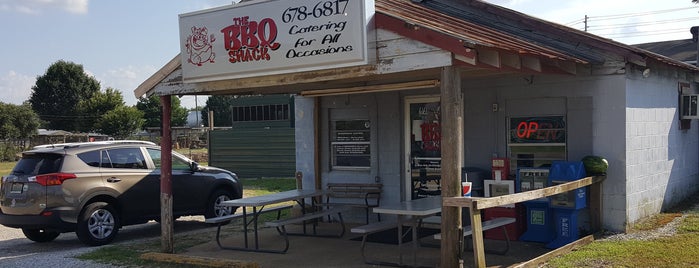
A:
12,153,62,176
78,151,101,167
507,116,566,173
104,148,146,169
146,148,191,171
330,119,371,170
147,148,161,168
232,104,289,122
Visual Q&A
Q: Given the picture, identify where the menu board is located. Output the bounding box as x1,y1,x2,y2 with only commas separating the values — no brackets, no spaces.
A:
331,120,370,169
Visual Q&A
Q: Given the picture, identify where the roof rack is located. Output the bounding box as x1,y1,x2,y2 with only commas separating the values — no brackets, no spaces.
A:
33,140,157,149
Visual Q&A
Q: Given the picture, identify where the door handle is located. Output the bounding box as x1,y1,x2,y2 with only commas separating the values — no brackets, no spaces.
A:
106,177,121,183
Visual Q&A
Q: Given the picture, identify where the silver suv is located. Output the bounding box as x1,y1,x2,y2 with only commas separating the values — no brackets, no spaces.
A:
0,140,242,246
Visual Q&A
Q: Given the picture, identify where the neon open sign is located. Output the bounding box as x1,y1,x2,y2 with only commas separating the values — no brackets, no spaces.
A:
509,116,565,144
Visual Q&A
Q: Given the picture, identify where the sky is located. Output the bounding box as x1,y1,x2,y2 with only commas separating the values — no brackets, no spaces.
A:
1,0,698,109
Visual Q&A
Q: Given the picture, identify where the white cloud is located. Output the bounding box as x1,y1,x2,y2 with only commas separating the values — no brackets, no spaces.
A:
0,0,88,14
0,71,35,105
94,65,158,107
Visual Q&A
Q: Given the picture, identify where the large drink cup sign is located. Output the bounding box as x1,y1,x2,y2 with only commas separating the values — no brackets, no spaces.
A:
462,182,472,197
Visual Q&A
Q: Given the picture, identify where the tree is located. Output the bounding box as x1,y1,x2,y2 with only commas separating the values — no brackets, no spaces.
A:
201,95,234,127
76,87,126,132
29,60,100,131
95,106,144,139
0,102,40,140
136,95,188,129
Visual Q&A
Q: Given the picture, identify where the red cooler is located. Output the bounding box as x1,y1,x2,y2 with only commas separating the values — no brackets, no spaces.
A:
483,205,526,240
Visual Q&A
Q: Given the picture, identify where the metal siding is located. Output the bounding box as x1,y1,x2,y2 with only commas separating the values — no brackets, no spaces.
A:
209,128,295,178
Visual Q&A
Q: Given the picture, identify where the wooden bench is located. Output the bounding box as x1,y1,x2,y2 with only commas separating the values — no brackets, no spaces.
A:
433,217,516,255
206,205,293,250
264,207,346,252
319,183,383,224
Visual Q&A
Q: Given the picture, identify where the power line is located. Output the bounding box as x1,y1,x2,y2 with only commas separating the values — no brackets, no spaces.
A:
587,17,699,31
586,6,699,21
565,6,699,41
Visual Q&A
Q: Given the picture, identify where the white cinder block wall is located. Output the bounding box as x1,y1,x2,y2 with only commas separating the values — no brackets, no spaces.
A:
624,67,699,228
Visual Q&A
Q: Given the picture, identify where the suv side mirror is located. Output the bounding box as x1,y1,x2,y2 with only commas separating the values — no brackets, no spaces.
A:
190,162,199,172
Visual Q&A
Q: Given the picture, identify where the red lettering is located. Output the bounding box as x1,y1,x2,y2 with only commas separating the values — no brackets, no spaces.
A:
240,22,259,48
258,18,281,50
221,17,280,64
516,122,528,138
526,122,538,138
420,123,441,151
221,25,242,51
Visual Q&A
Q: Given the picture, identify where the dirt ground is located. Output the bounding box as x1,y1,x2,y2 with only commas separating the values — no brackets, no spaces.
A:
179,222,552,268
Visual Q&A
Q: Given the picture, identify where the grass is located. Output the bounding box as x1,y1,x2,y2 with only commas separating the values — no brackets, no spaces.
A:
0,161,14,175
544,195,699,268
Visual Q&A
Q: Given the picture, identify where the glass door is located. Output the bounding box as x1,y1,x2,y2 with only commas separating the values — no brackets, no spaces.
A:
404,96,441,199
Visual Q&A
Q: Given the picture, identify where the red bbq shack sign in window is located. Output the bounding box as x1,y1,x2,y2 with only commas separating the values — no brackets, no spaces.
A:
178,0,375,83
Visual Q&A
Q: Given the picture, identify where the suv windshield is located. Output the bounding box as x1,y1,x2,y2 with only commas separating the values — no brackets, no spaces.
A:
12,153,63,176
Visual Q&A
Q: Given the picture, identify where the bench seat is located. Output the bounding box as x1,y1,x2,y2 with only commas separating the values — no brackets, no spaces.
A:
265,207,345,228
208,204,293,251
433,217,516,255
264,207,346,253
350,220,398,235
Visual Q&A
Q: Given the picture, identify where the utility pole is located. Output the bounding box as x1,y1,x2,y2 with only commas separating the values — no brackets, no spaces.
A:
584,15,588,32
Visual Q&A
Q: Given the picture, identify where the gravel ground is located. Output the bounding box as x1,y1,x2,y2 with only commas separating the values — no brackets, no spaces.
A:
0,216,208,268
599,200,699,242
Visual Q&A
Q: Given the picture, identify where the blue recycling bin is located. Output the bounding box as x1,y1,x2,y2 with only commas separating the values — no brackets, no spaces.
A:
546,161,587,249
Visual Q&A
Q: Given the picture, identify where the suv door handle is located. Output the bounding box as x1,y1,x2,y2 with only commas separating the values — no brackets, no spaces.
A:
106,177,121,183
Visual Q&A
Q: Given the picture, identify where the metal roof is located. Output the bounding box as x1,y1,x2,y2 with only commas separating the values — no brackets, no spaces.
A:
134,0,699,98
376,0,699,71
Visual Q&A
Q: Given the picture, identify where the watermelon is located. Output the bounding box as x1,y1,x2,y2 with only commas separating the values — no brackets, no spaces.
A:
582,155,608,175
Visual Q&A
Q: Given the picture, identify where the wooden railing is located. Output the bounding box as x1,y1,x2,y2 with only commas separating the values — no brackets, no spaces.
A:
442,176,606,268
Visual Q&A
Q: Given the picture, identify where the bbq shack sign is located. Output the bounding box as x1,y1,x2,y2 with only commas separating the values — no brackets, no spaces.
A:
179,0,375,83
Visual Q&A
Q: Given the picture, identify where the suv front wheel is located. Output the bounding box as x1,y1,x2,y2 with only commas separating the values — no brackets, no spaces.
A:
76,202,120,246
205,190,235,219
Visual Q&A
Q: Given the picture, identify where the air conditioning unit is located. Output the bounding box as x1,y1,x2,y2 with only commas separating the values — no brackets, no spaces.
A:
681,94,699,119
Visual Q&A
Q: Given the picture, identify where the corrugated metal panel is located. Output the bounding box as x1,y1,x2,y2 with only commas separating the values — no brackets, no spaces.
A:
376,0,586,63
375,0,699,71
209,128,295,179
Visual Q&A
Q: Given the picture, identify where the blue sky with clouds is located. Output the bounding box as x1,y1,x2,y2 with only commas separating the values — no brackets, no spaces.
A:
1,0,698,108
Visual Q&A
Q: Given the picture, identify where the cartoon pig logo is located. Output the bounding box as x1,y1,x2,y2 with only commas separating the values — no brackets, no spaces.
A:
186,26,216,66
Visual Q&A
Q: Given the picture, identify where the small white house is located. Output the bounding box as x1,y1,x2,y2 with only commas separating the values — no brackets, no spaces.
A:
136,0,699,234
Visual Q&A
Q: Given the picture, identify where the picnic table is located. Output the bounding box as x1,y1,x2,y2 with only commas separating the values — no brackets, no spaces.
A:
214,189,343,253
352,196,442,267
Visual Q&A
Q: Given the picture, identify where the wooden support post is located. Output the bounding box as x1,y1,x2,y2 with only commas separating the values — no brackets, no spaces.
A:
440,66,464,268
469,206,486,268
160,95,174,253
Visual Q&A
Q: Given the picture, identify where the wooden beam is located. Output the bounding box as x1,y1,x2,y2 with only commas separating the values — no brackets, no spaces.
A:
469,207,486,268
160,95,174,253
443,176,606,210
376,13,477,61
513,235,595,268
439,66,464,268
299,80,440,97
193,65,379,95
